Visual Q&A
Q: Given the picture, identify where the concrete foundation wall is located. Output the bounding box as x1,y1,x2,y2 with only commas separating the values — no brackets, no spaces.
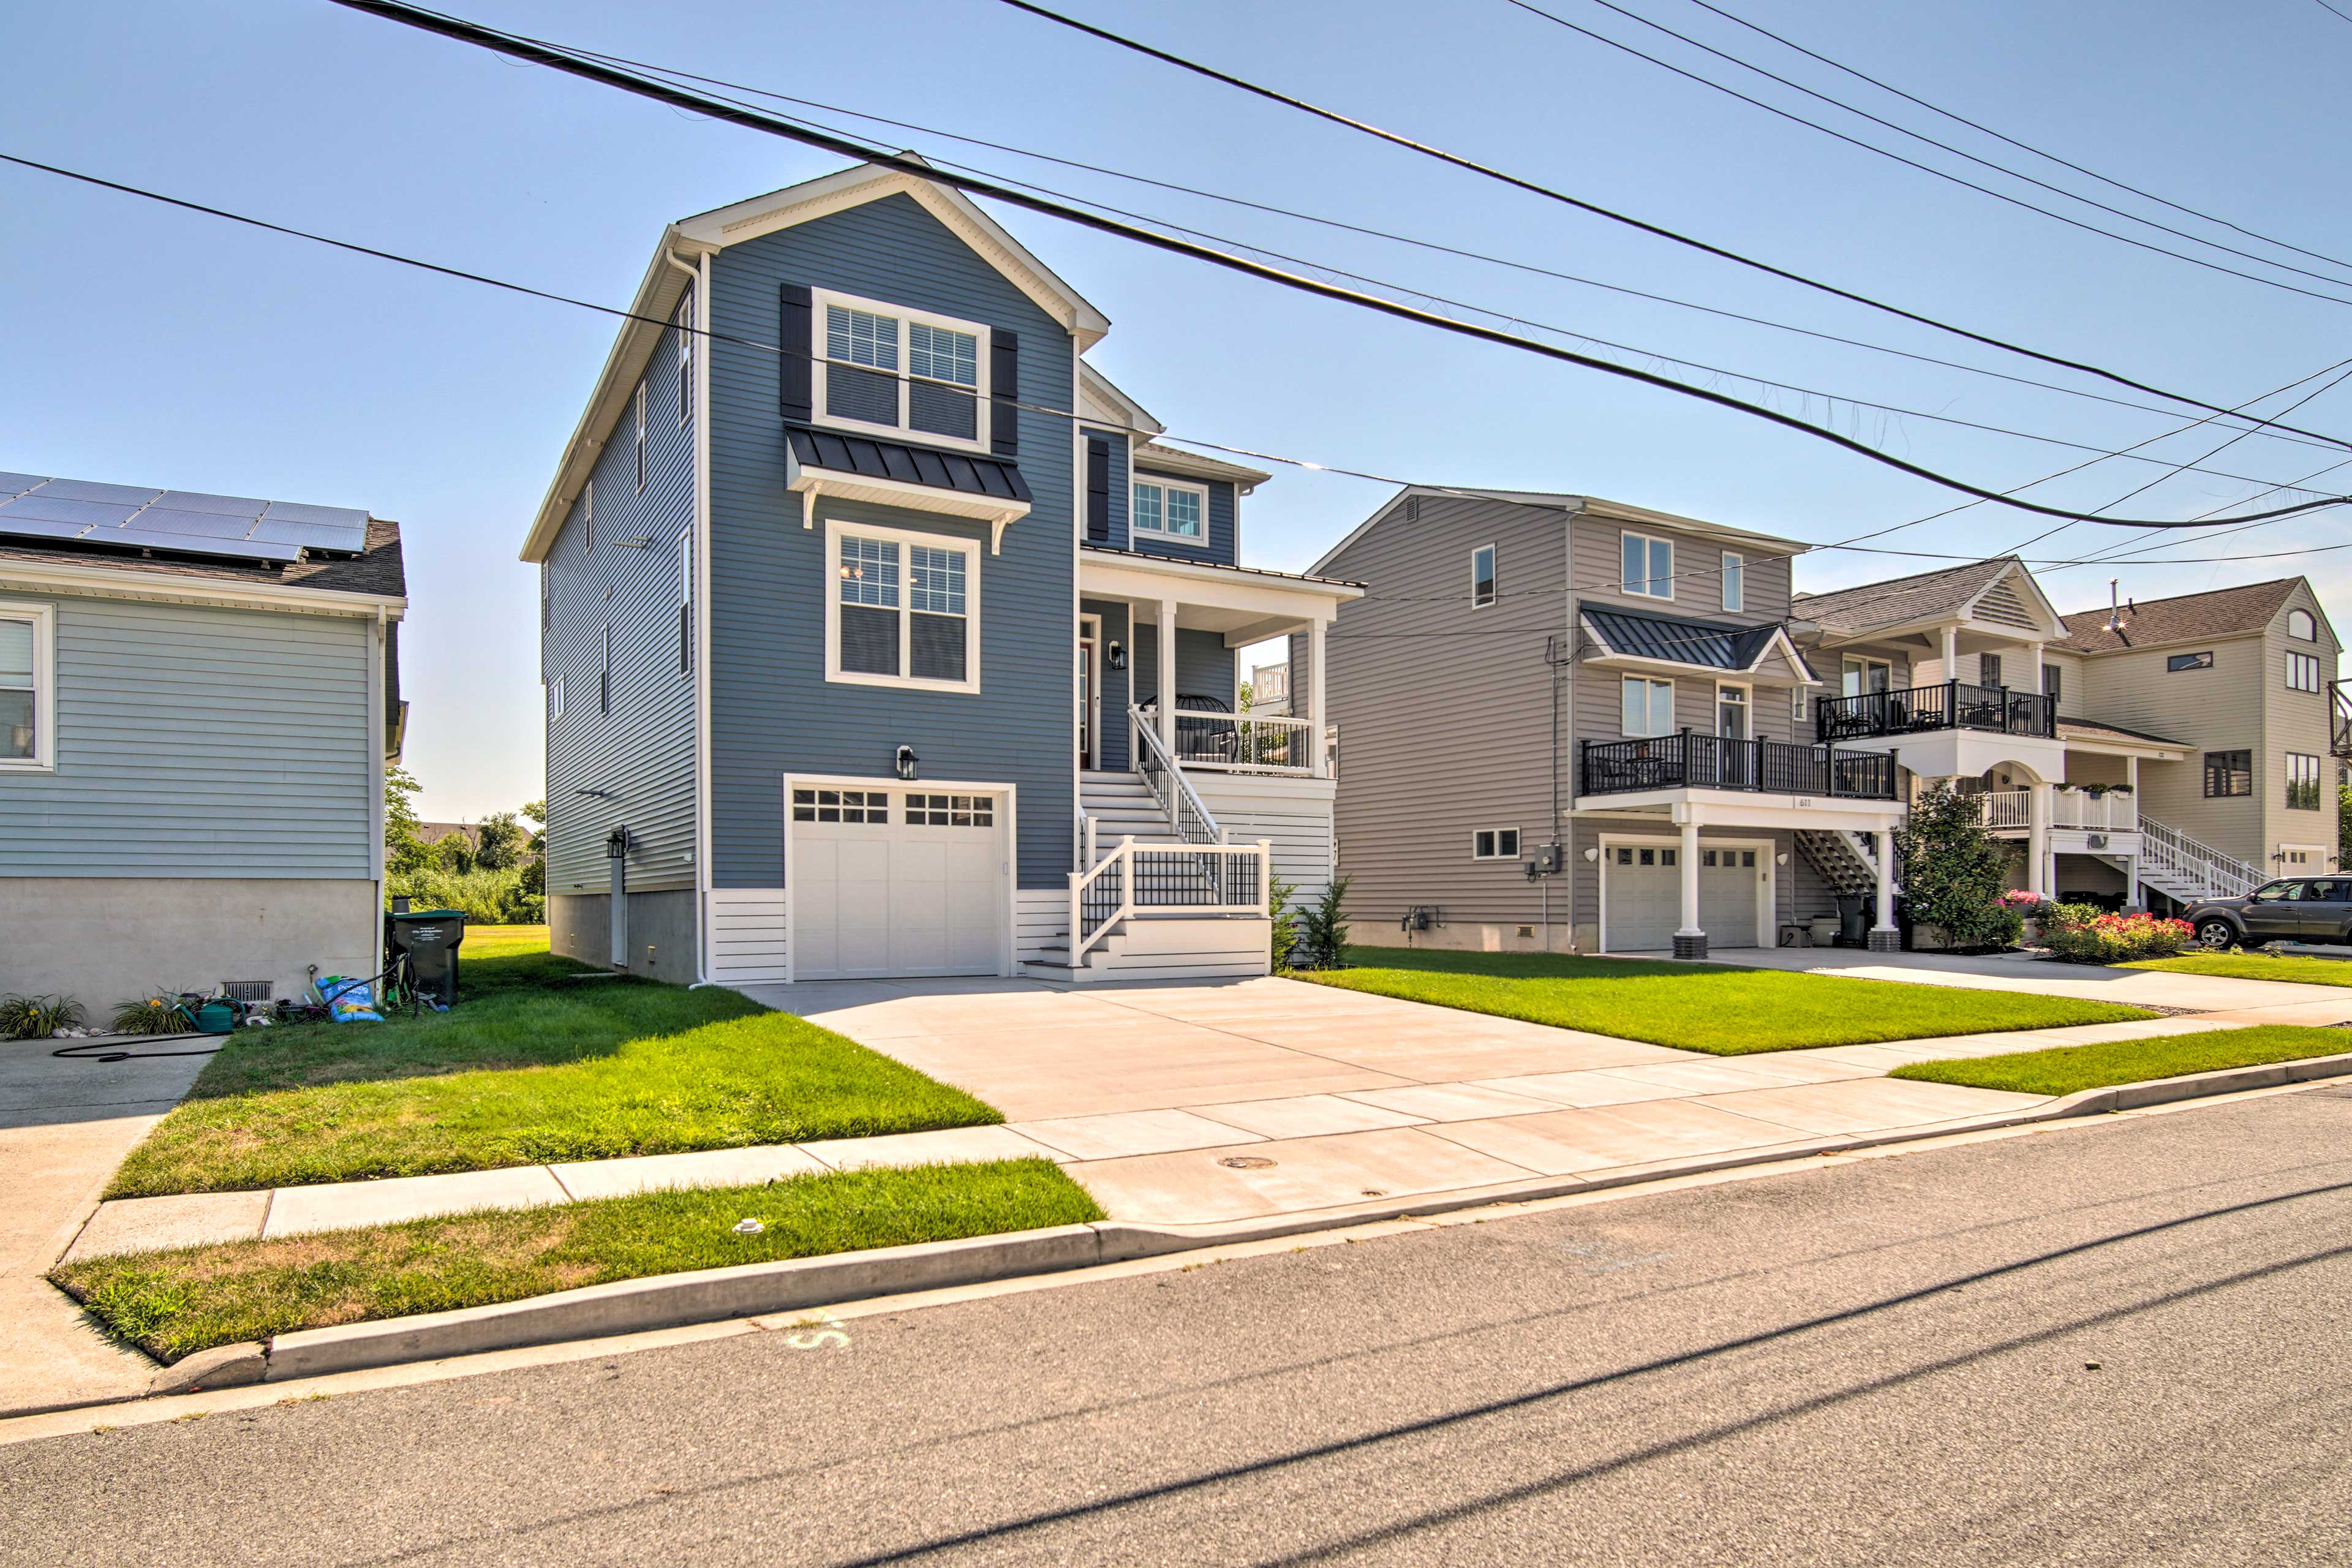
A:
549,889,699,986
0,878,377,1014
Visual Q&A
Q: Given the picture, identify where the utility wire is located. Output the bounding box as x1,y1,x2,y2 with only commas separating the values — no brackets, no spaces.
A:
1685,0,2352,280
1508,0,2352,300
322,0,2352,527
990,0,2352,453
536,34,2352,452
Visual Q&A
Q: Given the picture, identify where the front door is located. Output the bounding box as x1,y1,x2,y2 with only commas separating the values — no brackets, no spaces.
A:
1717,683,1750,786
1077,626,1098,771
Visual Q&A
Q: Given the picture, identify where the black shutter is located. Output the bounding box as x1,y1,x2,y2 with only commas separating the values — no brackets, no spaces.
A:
679,603,692,673
779,284,813,422
990,331,1020,456
1085,436,1111,542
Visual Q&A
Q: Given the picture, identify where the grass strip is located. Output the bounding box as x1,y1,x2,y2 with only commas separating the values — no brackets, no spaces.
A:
55,1159,1102,1364
1298,947,2157,1055
1890,1025,2352,1096
2122,952,2352,987
111,933,998,1199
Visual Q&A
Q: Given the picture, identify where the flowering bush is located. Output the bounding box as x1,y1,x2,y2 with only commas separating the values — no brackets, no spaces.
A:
1997,891,2052,916
2042,910,2193,964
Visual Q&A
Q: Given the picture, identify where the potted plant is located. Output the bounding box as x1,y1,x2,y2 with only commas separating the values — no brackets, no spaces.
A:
1998,889,2053,943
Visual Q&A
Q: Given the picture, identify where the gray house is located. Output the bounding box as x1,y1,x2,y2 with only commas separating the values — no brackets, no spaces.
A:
0,472,405,1010
526,162,1355,986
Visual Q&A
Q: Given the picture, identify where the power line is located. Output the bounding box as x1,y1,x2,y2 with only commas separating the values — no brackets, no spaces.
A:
322,0,2352,529
989,0,2352,453
1684,0,2352,281
1507,0,2352,301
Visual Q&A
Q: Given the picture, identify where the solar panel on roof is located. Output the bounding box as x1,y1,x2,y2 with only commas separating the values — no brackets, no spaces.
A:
0,517,96,543
35,478,162,507
249,518,366,550
102,527,301,564
258,499,369,528
155,490,267,518
0,473,43,499
130,507,265,538
0,496,141,527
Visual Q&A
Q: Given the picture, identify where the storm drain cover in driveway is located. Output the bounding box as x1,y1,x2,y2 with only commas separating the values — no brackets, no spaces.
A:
1219,1156,1277,1169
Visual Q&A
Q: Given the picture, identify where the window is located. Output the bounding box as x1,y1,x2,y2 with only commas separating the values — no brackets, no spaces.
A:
2168,650,2214,673
582,479,594,552
676,290,695,427
1621,676,1675,737
1716,682,1748,740
1700,849,1757,868
2288,752,2322,810
1621,531,1673,598
2290,608,2316,641
791,788,889,824
1978,652,2003,689
2288,651,2321,693
634,382,646,492
1132,476,1208,545
813,290,989,450
0,604,52,769
1720,551,1744,612
599,625,611,715
825,521,982,693
1471,544,1497,608
678,530,694,676
1472,828,1521,860
1790,685,1806,723
2045,662,2062,707
2204,748,2251,797
547,673,564,723
907,793,994,827
1841,657,1890,697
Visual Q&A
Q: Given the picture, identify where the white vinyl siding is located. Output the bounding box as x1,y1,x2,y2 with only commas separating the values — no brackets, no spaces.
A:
1622,676,1675,737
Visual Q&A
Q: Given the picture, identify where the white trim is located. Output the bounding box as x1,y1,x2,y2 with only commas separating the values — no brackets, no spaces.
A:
1620,673,1675,738
822,517,983,695
1133,441,1268,489
692,252,716,982
1077,360,1164,437
810,286,992,455
634,381,647,492
1076,548,1362,609
780,771,1019,983
0,598,56,772
0,557,403,619
1471,541,1498,609
1714,679,1750,740
1596,831,1775,954
548,672,565,723
366,607,385,883
1471,826,1522,861
1130,472,1211,547
1720,551,1744,613
1619,529,1675,601
786,462,1030,552
1078,611,1102,772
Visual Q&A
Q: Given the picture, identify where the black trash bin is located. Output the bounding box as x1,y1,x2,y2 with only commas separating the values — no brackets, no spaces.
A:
386,908,468,1008
1834,894,1868,946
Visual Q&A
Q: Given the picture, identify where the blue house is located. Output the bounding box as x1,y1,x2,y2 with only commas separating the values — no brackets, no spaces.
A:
0,473,405,1010
526,162,1357,985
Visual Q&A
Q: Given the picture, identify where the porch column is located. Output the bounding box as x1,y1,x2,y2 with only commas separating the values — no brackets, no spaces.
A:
2029,642,2045,693
2027,780,2054,897
1156,600,1178,750
1941,625,1959,680
1870,828,1899,950
2123,755,2143,911
1307,617,1329,778
1673,817,1706,960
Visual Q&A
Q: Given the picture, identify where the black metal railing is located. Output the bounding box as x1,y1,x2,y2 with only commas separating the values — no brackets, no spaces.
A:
1579,732,1897,800
1814,680,2056,744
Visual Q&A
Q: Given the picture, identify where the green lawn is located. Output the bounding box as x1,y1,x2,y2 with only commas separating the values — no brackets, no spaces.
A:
1297,947,2159,1055
2123,952,2352,987
110,931,998,1198
55,1159,1101,1363
1890,1025,2352,1096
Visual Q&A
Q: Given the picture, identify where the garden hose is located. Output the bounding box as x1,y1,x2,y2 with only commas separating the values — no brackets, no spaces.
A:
50,1038,227,1065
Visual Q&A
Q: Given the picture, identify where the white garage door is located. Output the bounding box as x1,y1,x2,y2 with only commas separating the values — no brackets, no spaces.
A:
1699,847,1762,949
1603,843,1681,952
1604,842,1765,952
790,786,1006,980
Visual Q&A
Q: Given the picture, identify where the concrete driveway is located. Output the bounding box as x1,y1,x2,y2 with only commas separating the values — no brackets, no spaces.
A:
1715,946,2352,1014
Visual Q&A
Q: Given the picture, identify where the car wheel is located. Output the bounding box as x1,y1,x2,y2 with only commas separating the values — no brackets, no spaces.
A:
2196,919,2237,949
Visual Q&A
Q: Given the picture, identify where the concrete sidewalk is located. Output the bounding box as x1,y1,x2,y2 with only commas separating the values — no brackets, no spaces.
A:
0,1036,209,1415
1714,945,2352,1012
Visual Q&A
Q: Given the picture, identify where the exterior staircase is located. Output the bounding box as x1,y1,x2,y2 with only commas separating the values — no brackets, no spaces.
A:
2111,815,2260,909
1795,829,1891,900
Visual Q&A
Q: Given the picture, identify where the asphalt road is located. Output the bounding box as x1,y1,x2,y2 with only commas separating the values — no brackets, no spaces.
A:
8,1088,2352,1566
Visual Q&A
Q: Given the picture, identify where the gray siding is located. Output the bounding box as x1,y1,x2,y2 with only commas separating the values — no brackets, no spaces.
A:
543,303,699,899
0,594,371,876
1323,494,1568,927
1574,519,1793,622
1128,469,1237,568
706,194,1074,890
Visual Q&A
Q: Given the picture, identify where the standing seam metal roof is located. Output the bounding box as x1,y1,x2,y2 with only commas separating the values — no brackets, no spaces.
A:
785,424,1033,503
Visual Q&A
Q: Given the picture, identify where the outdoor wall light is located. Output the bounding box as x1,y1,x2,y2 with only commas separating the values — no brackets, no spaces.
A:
1776,853,1789,865
1582,846,1600,862
1106,640,1127,671
894,744,920,781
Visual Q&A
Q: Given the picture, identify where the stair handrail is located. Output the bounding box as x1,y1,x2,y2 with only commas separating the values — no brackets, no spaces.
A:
1129,704,1226,846
2139,813,2260,897
1068,835,1134,962
1064,835,1273,965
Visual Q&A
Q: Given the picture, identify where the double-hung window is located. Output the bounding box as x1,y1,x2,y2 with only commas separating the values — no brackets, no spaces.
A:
2288,650,2321,693
814,290,989,450
1471,544,1497,608
1132,475,1208,545
1621,530,1672,598
599,625,611,716
1720,551,1744,612
826,521,981,693
0,602,51,769
1978,652,2003,689
1621,676,1675,737
2287,752,2322,810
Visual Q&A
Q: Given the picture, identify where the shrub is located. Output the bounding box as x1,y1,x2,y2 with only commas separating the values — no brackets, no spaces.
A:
1292,876,1352,970
2043,911,2194,965
110,993,197,1036
386,864,541,926
1997,890,2052,917
0,993,86,1041
1268,871,1300,971
1894,784,2015,949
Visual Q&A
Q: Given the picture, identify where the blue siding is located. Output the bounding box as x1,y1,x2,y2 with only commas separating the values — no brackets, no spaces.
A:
1133,626,1237,718
1082,424,1129,549
0,594,371,876
1080,596,1131,771
543,305,699,897
1128,470,1237,568
706,194,1075,891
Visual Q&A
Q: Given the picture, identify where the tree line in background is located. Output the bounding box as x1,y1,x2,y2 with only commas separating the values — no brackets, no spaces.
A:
383,765,546,925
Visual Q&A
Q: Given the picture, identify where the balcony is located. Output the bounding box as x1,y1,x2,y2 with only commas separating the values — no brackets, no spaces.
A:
1580,732,1898,801
1816,680,2057,744
1980,788,2138,834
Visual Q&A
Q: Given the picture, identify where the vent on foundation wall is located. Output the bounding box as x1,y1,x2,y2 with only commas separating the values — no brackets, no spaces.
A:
221,981,273,1003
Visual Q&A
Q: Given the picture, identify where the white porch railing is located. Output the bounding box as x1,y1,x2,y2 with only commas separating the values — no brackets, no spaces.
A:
1134,707,1316,776
2141,815,2261,901
1066,836,1271,962
1980,790,2139,832
1131,705,1227,846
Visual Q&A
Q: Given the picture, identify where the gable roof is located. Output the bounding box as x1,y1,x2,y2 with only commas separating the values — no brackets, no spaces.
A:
1790,557,2020,633
2055,578,2309,653
1310,488,1805,577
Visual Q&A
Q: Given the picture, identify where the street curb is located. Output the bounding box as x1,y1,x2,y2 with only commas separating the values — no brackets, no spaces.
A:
150,1048,2352,1387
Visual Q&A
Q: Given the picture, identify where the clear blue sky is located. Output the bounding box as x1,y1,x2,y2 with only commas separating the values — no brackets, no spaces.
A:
6,0,2350,819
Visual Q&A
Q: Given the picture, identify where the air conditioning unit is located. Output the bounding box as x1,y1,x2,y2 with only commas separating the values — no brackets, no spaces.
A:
2087,833,2108,850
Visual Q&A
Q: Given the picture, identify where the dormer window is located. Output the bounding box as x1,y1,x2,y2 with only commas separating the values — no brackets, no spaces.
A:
814,289,989,452
1133,475,1208,545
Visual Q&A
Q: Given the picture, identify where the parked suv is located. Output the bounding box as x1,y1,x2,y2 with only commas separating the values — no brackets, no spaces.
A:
2183,877,2352,949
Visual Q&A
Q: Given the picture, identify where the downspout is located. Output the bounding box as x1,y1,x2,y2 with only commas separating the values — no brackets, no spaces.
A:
1559,500,1585,952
